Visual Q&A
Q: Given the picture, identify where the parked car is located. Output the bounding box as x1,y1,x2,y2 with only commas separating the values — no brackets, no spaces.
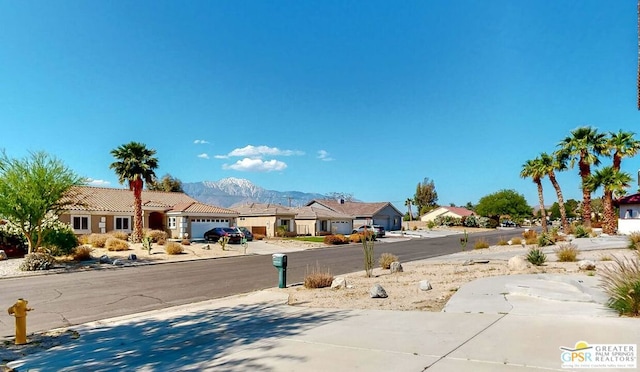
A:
237,227,254,241
352,225,385,237
204,227,243,243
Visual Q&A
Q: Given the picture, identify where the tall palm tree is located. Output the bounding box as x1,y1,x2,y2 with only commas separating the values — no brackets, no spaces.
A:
404,198,414,221
584,167,632,234
540,152,569,232
110,142,159,243
557,126,607,228
606,130,640,171
520,157,548,233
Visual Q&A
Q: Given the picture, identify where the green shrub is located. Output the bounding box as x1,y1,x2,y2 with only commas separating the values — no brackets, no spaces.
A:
88,234,109,248
599,255,640,316
108,230,129,241
72,246,93,261
105,237,130,251
555,243,579,262
463,215,479,228
526,248,547,266
323,234,348,245
165,242,184,255
474,238,490,249
628,232,640,250
537,233,555,247
20,252,56,271
39,226,79,256
574,225,590,238
379,253,399,269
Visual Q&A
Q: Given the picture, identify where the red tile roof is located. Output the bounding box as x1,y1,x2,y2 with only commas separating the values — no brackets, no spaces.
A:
615,193,640,206
441,206,475,217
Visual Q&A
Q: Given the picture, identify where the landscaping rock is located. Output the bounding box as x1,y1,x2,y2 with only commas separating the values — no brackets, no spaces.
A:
128,254,137,261
0,250,7,261
99,255,111,264
418,280,432,291
462,259,474,266
390,261,403,273
578,260,596,271
508,256,531,271
331,277,347,289
112,259,124,266
369,284,388,298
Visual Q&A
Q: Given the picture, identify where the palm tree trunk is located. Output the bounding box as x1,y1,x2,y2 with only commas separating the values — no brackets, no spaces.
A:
131,178,144,243
536,181,547,233
603,192,616,235
548,172,569,232
579,158,592,228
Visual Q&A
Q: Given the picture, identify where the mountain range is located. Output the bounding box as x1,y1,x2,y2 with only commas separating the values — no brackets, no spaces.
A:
181,177,329,208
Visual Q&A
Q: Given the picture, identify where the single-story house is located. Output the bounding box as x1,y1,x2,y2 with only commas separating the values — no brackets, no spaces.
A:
232,203,297,237
59,186,238,240
615,193,640,234
420,206,475,222
291,205,354,236
306,199,403,232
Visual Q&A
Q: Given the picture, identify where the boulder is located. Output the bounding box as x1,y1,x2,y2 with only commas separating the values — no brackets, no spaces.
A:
390,261,403,273
99,255,111,264
508,256,531,271
0,250,7,261
128,254,137,261
578,260,596,271
369,284,388,298
418,280,432,291
462,259,474,266
331,277,347,289
112,259,124,266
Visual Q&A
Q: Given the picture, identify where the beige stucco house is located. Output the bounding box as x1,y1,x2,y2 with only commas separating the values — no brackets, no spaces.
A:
60,186,238,240
232,203,297,237
291,205,354,235
306,199,403,232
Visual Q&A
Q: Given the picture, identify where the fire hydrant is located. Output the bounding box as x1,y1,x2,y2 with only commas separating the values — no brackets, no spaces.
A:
7,298,33,345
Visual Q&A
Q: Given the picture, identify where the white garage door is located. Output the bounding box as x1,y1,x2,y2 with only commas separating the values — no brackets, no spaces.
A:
332,220,352,235
191,218,230,239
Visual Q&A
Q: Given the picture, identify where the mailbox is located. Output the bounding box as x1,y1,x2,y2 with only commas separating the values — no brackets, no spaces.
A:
272,253,287,288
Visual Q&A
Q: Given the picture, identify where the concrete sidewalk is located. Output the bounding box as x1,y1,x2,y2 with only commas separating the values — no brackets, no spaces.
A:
5,236,639,371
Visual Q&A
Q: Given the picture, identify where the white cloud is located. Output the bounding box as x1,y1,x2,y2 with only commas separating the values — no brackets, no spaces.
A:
225,145,304,158
86,178,110,186
194,139,209,144
197,153,210,159
214,154,228,159
223,158,287,172
317,150,334,161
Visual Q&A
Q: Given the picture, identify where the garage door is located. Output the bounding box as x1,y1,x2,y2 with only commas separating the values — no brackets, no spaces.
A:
191,218,230,239
332,220,352,235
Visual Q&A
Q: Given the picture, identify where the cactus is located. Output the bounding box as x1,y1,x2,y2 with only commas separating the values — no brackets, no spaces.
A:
218,236,230,251
142,236,153,254
362,232,375,278
460,230,468,251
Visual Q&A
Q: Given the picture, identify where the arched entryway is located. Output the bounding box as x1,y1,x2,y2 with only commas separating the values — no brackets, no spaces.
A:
148,212,165,231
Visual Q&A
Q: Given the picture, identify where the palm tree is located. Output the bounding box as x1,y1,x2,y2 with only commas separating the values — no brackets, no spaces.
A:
584,167,632,234
606,130,640,171
405,198,414,221
520,157,548,233
110,142,159,243
540,152,569,232
557,126,607,228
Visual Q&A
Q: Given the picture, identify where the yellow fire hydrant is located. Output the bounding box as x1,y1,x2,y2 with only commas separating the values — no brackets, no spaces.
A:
7,298,33,345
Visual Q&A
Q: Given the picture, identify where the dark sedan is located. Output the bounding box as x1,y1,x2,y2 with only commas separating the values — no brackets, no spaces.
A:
204,227,243,243
237,227,254,241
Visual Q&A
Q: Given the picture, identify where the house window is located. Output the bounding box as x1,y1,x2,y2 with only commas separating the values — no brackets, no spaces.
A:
114,216,131,231
168,217,176,229
72,216,89,231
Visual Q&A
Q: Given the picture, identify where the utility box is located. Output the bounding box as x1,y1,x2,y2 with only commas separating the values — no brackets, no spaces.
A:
272,253,287,288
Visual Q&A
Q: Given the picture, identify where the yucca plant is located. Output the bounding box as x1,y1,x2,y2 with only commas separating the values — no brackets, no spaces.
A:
599,255,640,316
526,247,547,266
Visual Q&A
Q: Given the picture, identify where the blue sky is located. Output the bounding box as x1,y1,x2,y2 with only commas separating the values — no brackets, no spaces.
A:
1,0,638,210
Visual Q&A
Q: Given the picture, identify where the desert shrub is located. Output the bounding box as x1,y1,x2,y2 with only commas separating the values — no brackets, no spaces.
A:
510,237,522,245
496,237,508,246
323,234,348,245
574,225,590,238
38,226,79,256
599,255,640,316
181,239,191,245
165,241,184,255
303,265,334,289
486,218,499,229
525,236,538,246
108,230,129,241
463,215,479,227
78,235,90,245
555,243,579,262
253,233,265,240
379,253,399,269
537,233,555,247
474,238,490,249
413,224,420,230
522,230,537,240
88,234,110,248
72,246,93,261
600,254,613,261
19,252,56,271
105,237,130,251
349,233,363,243
628,232,640,250
146,229,168,243
526,248,547,266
